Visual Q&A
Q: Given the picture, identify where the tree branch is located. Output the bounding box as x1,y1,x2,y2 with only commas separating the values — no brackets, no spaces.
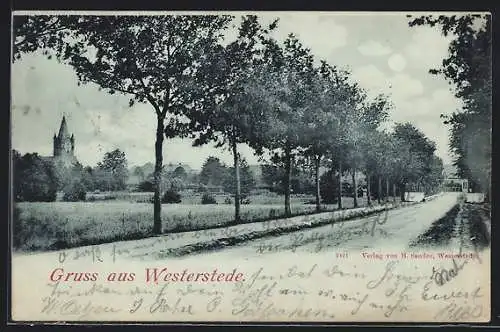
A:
15,18,66,47
130,56,162,116
85,76,134,96
138,76,161,115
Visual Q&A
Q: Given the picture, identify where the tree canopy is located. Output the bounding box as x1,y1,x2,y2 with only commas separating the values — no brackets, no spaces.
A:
408,14,491,198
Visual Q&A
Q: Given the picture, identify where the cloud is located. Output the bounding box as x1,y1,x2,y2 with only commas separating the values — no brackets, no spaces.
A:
352,65,424,102
404,26,453,71
255,13,348,61
357,40,392,56
351,65,388,92
351,63,460,163
387,53,407,72
389,73,424,101
389,88,463,164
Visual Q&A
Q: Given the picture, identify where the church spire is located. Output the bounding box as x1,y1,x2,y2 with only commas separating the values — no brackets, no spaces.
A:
58,115,70,139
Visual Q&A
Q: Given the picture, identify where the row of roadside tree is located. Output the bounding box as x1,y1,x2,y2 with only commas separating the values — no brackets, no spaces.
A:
12,14,488,234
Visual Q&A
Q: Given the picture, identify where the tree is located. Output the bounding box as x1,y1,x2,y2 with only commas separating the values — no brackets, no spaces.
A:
422,155,445,195
244,34,317,216
12,15,81,62
223,157,256,201
319,169,338,204
172,166,187,180
185,15,277,222
97,149,129,191
309,62,369,210
13,150,58,202
261,164,284,193
358,95,392,205
132,166,146,182
408,14,491,200
19,15,232,233
80,166,96,191
199,156,227,187
392,123,438,201
372,132,398,202
14,15,232,233
338,85,373,208
300,63,342,211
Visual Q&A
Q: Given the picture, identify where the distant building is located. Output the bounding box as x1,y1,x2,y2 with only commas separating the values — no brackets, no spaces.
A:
41,115,79,169
163,162,195,176
443,177,469,192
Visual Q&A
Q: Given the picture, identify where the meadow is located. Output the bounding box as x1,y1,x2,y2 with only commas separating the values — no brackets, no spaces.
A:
13,192,372,252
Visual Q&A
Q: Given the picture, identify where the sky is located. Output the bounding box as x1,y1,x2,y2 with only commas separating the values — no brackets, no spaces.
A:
11,12,468,169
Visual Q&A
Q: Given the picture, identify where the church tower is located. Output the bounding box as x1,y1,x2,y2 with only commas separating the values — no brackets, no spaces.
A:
53,116,76,166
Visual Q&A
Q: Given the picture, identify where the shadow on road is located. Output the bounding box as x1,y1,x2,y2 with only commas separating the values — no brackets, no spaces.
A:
409,202,490,250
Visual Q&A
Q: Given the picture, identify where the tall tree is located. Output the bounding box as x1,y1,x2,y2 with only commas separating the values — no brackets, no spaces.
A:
245,34,316,216
374,131,398,202
18,15,233,233
408,14,491,200
301,62,352,212
222,157,256,202
392,123,438,201
359,95,391,205
340,86,372,208
315,63,358,210
186,15,277,222
199,156,227,187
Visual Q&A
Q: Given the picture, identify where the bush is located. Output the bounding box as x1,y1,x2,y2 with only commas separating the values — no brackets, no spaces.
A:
224,197,233,204
201,193,217,204
161,189,182,204
137,180,155,192
63,181,87,202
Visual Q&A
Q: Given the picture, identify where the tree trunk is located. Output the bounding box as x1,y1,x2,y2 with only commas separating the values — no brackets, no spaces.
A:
314,155,321,212
400,182,406,202
337,159,342,209
392,183,396,203
377,175,382,204
152,115,165,235
385,178,390,202
231,139,241,223
366,173,371,206
352,168,358,208
284,147,292,217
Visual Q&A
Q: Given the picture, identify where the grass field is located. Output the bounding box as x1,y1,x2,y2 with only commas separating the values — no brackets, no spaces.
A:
12,201,335,252
13,192,374,252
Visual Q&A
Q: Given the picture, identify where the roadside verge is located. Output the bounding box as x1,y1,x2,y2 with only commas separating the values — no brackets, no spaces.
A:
146,196,441,259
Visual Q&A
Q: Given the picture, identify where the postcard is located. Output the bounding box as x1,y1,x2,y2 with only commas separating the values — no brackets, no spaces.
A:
10,11,491,323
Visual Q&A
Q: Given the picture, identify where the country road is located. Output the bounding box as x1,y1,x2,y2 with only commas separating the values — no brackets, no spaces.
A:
176,192,463,262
